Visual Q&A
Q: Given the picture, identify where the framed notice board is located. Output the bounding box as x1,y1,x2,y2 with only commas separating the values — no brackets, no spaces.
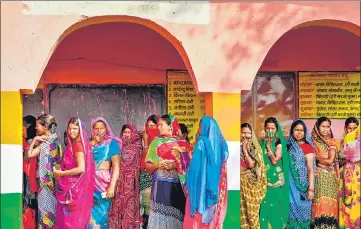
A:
298,71,361,119
166,70,205,144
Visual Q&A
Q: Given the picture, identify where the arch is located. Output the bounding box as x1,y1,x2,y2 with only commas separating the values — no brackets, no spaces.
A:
40,15,199,92
259,19,361,71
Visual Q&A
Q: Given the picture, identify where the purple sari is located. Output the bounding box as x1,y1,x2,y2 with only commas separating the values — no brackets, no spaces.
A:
55,118,95,229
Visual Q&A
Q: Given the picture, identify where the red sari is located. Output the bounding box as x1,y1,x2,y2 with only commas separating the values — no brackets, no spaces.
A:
109,124,143,229
22,138,38,229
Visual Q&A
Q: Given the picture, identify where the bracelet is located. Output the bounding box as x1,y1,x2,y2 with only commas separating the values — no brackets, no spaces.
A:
308,189,314,193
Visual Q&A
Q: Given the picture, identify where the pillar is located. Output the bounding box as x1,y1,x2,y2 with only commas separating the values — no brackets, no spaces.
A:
1,91,23,229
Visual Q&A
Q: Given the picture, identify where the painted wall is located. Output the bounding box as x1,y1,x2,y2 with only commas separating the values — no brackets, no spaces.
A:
1,1,360,92
245,25,360,141
43,22,186,85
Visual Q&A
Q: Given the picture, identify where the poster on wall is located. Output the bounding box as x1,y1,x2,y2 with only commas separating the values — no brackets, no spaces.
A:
298,72,361,119
167,71,205,144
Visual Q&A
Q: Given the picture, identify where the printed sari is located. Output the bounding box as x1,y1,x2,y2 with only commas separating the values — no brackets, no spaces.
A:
311,123,339,229
89,117,121,229
287,120,315,229
23,138,38,229
184,116,229,229
109,124,143,229
37,133,62,229
240,128,267,229
339,125,360,229
259,122,290,229
145,115,192,229
55,118,95,229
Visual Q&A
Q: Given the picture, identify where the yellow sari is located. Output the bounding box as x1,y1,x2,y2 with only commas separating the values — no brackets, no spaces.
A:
240,130,267,229
339,126,360,229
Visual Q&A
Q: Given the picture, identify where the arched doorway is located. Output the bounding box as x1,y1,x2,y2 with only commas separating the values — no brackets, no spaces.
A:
241,19,361,139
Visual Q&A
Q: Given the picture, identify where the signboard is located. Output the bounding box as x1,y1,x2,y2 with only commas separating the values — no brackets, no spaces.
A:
167,71,205,143
298,72,361,119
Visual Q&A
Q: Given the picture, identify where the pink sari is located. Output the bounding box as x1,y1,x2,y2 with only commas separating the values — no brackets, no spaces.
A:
55,118,95,229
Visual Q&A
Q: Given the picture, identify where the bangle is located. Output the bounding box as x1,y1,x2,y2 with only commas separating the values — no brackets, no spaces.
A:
308,189,314,192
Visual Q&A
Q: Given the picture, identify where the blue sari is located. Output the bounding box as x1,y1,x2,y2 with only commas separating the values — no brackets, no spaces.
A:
89,139,120,229
287,121,315,229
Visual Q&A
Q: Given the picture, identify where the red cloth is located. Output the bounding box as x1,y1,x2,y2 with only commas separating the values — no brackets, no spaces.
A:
300,143,314,155
23,139,38,193
72,141,84,153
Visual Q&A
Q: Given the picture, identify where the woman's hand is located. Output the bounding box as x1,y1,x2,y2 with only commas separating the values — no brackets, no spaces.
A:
34,135,48,143
307,189,314,201
143,130,149,142
106,186,115,199
164,161,176,170
53,167,64,178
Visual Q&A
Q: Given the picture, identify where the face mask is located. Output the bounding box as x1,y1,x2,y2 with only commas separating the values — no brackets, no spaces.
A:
265,131,276,138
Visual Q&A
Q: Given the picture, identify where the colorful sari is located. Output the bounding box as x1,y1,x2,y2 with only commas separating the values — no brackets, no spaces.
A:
339,125,360,229
184,116,229,229
240,128,267,229
23,138,38,229
311,123,339,229
55,118,95,229
287,120,315,229
37,133,62,229
89,117,121,229
109,124,143,229
259,122,290,229
145,115,192,229
140,115,160,229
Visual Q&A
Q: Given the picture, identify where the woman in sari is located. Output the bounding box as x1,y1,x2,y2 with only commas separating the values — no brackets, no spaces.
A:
339,117,360,229
109,124,143,229
259,117,290,229
26,114,62,228
184,116,229,229
145,114,192,229
240,123,267,229
140,114,160,228
311,117,339,228
23,115,38,229
54,117,95,228
287,120,315,229
89,117,121,229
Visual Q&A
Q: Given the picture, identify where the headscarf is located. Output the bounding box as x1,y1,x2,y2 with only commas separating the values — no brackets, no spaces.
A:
91,117,122,149
168,114,182,136
241,126,265,180
121,124,143,158
145,114,160,143
287,120,315,196
185,116,229,224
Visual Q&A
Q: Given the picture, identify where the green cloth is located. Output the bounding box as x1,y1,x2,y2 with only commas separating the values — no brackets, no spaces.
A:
259,122,290,229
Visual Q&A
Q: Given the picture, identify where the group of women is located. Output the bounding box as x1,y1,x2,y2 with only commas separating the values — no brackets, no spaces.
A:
240,116,360,229
22,113,229,229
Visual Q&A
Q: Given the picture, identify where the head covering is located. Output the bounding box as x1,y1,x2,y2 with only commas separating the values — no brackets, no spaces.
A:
185,116,229,224
287,120,315,195
145,114,161,143
91,117,122,149
168,114,182,136
311,119,336,158
121,124,142,150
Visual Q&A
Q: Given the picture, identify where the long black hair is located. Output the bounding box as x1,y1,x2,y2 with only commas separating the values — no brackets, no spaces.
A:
23,115,36,141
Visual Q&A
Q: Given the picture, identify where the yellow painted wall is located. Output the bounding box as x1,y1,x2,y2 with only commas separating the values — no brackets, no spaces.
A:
1,91,23,145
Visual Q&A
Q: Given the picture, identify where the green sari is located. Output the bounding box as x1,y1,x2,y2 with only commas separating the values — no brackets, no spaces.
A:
259,122,290,229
